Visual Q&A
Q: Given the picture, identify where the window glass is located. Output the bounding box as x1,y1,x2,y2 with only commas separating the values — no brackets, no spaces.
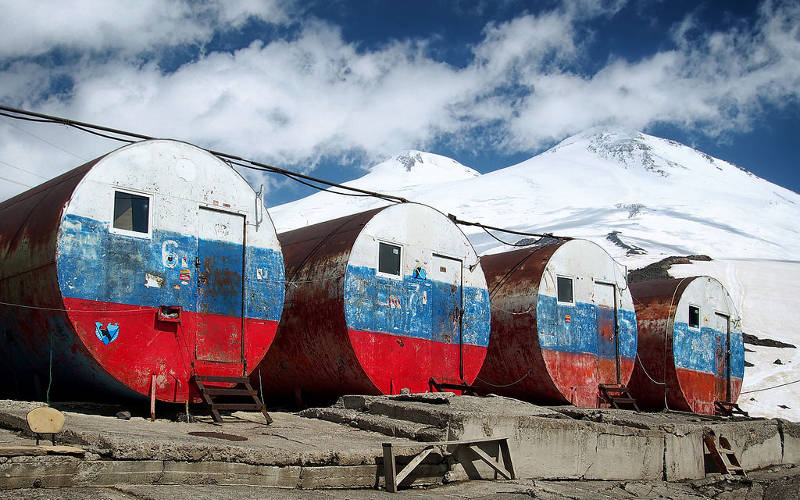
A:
113,191,149,234
689,305,700,329
378,242,401,276
557,276,573,303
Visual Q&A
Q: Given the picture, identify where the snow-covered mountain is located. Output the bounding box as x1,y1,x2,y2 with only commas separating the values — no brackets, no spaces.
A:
274,128,799,259
269,128,800,421
273,150,479,230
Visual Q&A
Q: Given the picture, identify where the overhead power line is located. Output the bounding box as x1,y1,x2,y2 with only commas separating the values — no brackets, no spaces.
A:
447,214,559,241
0,105,409,204
0,174,32,188
0,105,567,241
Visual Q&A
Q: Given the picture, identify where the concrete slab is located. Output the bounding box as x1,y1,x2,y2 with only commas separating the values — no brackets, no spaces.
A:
779,418,800,465
0,400,413,468
306,394,800,481
1,396,799,491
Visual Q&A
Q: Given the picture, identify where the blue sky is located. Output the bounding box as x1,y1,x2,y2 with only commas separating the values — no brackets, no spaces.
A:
0,0,798,204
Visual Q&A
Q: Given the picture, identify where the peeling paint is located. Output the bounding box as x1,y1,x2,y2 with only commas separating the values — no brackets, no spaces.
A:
145,273,165,288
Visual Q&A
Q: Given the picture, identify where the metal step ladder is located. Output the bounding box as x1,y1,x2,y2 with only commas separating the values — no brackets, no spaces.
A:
703,430,747,477
192,375,272,424
714,401,749,417
599,384,640,411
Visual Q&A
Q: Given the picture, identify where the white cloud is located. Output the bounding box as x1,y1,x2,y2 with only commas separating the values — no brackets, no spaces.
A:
1,0,798,202
0,0,289,58
504,0,800,149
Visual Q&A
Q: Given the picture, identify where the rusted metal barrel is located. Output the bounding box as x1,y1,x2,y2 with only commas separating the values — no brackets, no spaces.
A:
257,203,490,400
0,140,284,402
474,239,638,407
628,276,744,414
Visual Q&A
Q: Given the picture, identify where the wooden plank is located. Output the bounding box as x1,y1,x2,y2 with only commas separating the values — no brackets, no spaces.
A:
203,388,257,396
212,404,263,410
499,438,516,479
704,434,732,475
150,374,157,422
193,375,249,383
389,437,509,448
394,447,435,485
465,444,512,480
382,443,397,493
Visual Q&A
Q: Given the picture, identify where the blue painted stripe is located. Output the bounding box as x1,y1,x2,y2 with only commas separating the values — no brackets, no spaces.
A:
673,323,715,374
673,323,744,377
536,294,637,359
343,265,490,346
729,331,744,379
56,214,284,321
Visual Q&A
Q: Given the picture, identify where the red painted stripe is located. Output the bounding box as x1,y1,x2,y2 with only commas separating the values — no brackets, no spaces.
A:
347,329,487,394
675,367,745,415
63,297,277,402
541,349,636,408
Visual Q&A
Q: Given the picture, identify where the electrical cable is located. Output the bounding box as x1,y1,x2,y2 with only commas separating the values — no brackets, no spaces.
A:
741,378,800,394
0,111,53,123
0,175,32,187
474,369,533,388
481,225,547,247
448,214,565,240
635,354,665,385
0,158,49,179
0,104,568,240
0,113,86,161
0,299,151,313
46,330,53,406
67,123,135,144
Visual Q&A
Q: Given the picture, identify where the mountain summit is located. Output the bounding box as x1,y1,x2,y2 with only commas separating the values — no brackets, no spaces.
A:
547,127,757,179
270,150,478,230
349,150,480,189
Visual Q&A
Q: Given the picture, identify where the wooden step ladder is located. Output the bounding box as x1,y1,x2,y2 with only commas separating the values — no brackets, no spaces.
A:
703,430,747,478
599,384,640,411
192,375,272,424
714,401,749,417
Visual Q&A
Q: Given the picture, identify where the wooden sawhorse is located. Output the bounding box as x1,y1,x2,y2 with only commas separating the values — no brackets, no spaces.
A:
382,437,515,492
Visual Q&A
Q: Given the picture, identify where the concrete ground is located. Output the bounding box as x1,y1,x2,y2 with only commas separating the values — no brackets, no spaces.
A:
4,464,800,499
0,399,417,466
2,395,799,496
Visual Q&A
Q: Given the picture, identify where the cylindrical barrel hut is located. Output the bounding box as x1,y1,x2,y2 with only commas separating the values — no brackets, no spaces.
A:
257,203,490,400
628,276,744,415
474,239,638,407
0,140,285,402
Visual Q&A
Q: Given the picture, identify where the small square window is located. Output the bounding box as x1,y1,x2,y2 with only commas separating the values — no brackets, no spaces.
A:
378,242,401,276
113,191,149,234
689,306,700,329
557,276,573,303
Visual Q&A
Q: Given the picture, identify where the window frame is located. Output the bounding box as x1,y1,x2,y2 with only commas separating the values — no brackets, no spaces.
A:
110,189,153,239
376,240,403,280
688,304,701,329
556,275,574,304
